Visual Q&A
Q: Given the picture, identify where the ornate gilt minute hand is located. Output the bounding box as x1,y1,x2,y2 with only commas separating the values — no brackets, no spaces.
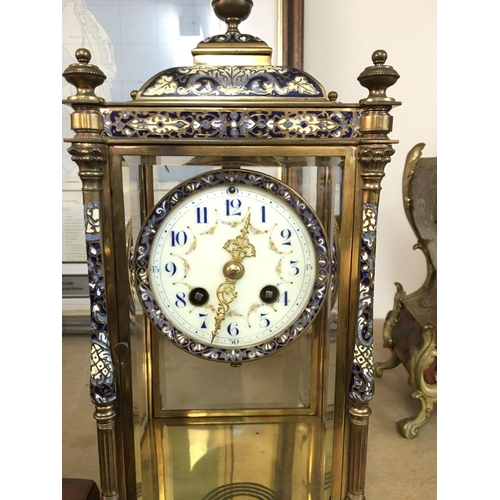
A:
211,213,256,343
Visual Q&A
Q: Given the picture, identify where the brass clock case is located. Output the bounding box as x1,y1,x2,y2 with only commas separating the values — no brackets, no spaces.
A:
62,0,401,497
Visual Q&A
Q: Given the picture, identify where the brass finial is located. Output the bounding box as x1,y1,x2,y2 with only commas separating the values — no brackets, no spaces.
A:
212,0,254,34
192,0,269,66
357,50,400,104
328,91,338,102
75,48,91,64
62,48,106,103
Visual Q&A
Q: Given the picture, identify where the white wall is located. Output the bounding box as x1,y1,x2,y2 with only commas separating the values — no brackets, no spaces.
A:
303,0,437,319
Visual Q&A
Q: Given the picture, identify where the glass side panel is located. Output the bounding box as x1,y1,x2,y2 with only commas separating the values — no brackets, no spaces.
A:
328,161,343,407
121,158,151,500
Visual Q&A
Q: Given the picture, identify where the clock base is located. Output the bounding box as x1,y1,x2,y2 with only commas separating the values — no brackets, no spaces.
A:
137,415,334,499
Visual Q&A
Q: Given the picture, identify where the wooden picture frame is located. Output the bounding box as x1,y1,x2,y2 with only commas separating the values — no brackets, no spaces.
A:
281,0,304,68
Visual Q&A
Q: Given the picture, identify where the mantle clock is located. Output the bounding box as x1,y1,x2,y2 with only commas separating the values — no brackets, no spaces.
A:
62,1,400,499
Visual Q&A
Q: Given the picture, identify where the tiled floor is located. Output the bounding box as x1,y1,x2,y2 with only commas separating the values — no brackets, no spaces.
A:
62,319,436,499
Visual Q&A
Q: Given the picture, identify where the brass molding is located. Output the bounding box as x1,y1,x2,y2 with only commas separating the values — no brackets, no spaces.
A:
359,113,393,135
67,143,107,192
67,142,106,164
70,110,104,133
348,404,372,426
358,144,395,192
346,403,372,500
94,404,120,500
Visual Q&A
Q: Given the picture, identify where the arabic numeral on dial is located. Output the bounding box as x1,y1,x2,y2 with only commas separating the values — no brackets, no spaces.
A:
227,322,239,336
225,199,242,216
199,313,208,329
175,292,187,308
281,229,292,245
261,206,266,223
289,260,300,276
230,338,240,345
151,266,160,273
259,313,271,328
196,207,208,224
170,230,188,247
164,262,177,276
279,291,290,306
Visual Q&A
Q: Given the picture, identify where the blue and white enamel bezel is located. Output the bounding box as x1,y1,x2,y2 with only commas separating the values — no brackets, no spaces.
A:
134,168,332,363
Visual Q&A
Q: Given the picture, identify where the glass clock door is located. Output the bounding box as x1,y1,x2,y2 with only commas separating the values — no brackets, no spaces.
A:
110,149,350,500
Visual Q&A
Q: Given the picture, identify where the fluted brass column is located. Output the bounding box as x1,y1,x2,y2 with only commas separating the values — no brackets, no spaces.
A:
63,49,120,500
346,51,400,500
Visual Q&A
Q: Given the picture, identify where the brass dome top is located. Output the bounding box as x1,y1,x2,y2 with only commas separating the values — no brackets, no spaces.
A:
133,0,326,101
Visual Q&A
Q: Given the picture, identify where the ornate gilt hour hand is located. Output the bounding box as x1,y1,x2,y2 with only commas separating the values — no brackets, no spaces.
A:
211,213,256,343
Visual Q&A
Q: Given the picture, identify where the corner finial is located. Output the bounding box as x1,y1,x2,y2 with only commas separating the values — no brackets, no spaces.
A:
62,48,106,103
212,0,254,34
357,50,400,104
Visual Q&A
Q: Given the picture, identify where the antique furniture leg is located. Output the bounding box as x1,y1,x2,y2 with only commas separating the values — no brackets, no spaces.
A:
63,50,120,500
397,325,437,439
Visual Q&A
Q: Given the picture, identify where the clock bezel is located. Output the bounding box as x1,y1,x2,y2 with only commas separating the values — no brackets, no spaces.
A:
134,167,332,363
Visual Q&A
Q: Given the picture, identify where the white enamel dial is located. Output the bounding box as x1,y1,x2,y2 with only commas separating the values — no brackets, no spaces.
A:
135,169,330,363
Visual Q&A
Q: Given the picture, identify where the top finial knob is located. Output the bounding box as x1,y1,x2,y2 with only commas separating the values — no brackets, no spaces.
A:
212,0,254,34
371,50,387,66
75,48,91,64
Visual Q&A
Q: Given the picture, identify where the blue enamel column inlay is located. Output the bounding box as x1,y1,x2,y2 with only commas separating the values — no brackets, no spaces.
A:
85,201,116,404
350,202,378,402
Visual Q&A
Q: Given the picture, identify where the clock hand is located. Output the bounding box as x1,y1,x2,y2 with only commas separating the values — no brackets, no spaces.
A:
211,213,256,343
